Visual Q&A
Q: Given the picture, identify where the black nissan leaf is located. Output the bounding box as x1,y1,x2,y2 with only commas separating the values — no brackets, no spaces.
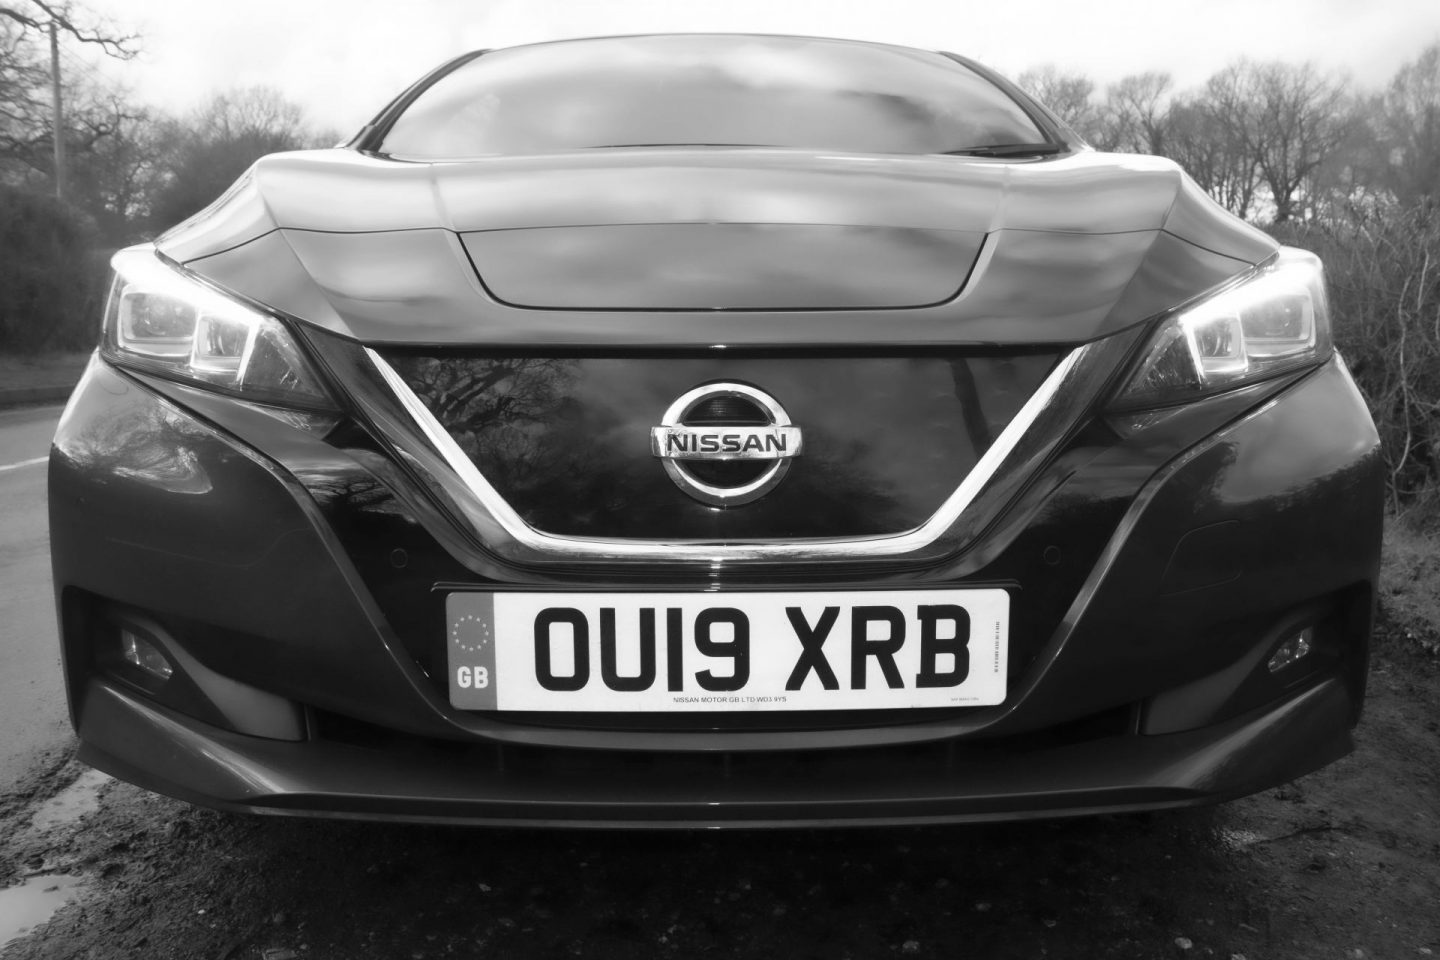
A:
48,34,1383,826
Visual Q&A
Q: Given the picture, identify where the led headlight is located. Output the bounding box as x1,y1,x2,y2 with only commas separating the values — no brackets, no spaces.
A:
102,247,335,411
1112,247,1331,409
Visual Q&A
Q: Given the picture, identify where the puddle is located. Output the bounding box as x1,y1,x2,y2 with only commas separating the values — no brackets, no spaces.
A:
0,874,85,948
29,768,110,831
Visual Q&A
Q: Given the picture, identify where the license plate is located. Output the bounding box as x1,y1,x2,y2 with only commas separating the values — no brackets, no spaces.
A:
446,590,1008,712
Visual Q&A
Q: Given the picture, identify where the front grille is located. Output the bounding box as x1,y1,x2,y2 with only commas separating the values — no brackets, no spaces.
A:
381,350,1061,541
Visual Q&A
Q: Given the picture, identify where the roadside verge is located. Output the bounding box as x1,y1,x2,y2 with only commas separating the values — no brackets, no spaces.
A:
0,352,88,409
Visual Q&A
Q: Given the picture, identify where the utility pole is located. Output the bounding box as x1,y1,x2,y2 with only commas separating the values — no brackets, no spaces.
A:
50,20,65,201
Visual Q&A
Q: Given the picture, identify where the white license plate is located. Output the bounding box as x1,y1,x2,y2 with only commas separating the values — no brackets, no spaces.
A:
446,590,1008,712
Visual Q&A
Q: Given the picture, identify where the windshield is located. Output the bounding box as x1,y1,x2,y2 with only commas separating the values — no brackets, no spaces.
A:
377,35,1047,159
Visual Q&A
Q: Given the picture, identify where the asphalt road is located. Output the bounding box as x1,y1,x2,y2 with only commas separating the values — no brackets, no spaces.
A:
0,403,71,790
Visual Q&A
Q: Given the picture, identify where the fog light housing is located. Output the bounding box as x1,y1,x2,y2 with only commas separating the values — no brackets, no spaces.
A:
121,629,174,681
1267,628,1314,673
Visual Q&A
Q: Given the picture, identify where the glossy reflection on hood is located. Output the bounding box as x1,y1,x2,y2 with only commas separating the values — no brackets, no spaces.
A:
463,224,984,310
171,147,1277,347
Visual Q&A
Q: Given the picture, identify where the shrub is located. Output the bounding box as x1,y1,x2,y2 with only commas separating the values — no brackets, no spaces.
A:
1275,212,1440,506
0,185,110,355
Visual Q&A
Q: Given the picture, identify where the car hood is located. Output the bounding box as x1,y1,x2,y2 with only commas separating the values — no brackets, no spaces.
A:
162,147,1276,347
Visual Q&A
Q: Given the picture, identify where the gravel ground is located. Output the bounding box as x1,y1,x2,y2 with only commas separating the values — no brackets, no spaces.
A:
2,608,1436,960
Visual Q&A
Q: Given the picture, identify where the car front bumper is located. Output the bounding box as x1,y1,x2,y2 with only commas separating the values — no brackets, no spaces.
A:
75,674,1353,828
49,349,1382,826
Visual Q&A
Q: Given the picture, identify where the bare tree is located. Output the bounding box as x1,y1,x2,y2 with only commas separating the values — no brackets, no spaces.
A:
1298,92,1390,225
1166,87,1260,219
0,0,136,54
145,86,318,229
0,2,136,189
1195,62,1264,214
1163,61,1352,223
191,87,305,145
65,91,159,241
1247,61,1355,223
0,19,52,170
1,41,151,242
1380,42,1440,206
1095,72,1173,154
1016,65,1099,140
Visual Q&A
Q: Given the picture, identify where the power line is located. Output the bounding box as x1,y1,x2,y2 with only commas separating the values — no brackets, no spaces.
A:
57,48,107,84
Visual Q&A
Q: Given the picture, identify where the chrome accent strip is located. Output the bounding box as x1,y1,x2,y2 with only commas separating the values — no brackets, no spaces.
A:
369,350,539,537
366,345,1089,562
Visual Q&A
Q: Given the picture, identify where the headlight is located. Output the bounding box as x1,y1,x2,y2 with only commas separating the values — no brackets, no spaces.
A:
1111,248,1331,409
101,247,335,411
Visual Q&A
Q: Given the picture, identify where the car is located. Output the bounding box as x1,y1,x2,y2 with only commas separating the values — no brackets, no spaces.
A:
49,33,1383,827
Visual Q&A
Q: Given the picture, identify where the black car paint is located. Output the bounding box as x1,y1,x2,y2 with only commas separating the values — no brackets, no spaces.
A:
158,149,1273,347
49,349,1379,821
48,35,1382,826
459,224,989,310
56,347,1376,746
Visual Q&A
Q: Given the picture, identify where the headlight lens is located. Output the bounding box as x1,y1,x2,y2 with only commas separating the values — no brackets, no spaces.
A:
1112,248,1331,409
102,247,335,411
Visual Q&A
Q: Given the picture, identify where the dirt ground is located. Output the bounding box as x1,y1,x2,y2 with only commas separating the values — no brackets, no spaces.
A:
2,573,1437,959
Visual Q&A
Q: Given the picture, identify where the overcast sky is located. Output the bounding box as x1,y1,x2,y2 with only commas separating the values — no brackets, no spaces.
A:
70,0,1440,135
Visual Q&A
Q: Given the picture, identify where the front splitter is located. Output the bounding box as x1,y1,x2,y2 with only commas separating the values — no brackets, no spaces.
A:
75,677,1354,828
